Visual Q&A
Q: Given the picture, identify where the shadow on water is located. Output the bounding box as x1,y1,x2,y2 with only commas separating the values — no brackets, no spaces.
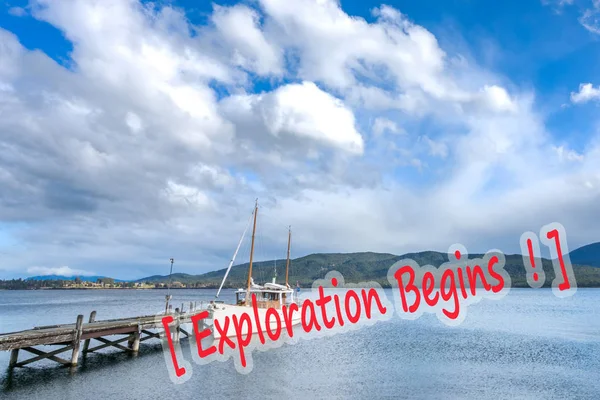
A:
1,340,168,393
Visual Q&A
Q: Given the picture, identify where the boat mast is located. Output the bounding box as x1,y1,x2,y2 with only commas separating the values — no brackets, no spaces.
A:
246,199,258,305
215,210,253,299
164,258,174,314
285,225,291,287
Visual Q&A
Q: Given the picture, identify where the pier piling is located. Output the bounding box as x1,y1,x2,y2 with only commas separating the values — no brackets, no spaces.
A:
9,349,18,368
174,308,181,343
70,315,84,366
128,329,141,353
1,309,198,369
82,311,97,354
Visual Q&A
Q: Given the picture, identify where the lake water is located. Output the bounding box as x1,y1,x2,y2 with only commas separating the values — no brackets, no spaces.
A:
1,288,599,399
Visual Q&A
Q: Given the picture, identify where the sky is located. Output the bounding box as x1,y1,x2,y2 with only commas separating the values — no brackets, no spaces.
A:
0,0,599,280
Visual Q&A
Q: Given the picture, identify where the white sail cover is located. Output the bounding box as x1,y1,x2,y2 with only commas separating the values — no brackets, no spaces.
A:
250,277,264,289
264,282,287,290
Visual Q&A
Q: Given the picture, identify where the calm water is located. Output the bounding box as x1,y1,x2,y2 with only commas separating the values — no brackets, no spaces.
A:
1,288,599,399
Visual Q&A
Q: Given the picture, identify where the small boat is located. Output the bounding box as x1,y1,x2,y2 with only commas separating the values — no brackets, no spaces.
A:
206,200,301,338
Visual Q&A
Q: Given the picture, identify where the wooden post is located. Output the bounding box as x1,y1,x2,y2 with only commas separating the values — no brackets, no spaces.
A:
70,314,84,366
82,310,96,354
189,302,193,312
129,327,141,353
132,331,140,352
1,311,201,368
9,349,19,368
174,308,180,343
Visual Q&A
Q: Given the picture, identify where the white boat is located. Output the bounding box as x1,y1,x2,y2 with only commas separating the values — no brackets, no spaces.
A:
206,200,301,338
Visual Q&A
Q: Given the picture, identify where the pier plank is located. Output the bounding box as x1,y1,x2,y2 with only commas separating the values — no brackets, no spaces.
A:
0,310,199,367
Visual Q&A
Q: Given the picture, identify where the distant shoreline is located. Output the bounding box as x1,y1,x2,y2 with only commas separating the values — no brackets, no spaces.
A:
3,284,600,291
0,286,228,291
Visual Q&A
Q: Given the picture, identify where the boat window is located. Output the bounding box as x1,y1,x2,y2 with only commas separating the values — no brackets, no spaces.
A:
236,292,247,304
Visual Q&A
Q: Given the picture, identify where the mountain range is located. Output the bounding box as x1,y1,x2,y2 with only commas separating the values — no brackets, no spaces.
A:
20,241,600,288
568,242,600,268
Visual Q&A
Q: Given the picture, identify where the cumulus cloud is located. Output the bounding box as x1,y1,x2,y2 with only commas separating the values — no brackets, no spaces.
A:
0,0,597,280
221,81,364,155
571,83,600,103
211,4,283,76
255,0,515,117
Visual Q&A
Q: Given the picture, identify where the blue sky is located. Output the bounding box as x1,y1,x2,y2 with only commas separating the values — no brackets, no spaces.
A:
0,0,599,279
3,1,594,107
27,1,600,147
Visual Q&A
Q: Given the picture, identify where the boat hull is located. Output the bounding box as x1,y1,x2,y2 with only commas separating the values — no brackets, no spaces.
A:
208,303,301,338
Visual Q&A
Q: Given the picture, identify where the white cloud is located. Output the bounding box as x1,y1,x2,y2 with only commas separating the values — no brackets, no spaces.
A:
579,0,600,34
372,118,401,136
187,164,235,189
0,0,597,280
555,146,585,162
571,83,600,103
163,181,213,209
212,4,283,76
27,266,96,276
125,111,143,133
257,0,516,116
550,0,600,34
479,85,517,112
221,81,364,154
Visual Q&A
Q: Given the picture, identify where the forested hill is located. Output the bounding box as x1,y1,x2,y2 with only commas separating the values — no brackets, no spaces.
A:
569,242,600,268
135,249,600,288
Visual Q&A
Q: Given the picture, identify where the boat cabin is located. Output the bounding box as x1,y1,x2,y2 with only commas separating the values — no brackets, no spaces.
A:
235,286,296,309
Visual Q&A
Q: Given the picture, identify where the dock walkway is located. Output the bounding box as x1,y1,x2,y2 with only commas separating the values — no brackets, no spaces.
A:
0,303,200,368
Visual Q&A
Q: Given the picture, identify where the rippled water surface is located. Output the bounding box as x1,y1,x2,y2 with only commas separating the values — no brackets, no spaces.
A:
1,288,599,399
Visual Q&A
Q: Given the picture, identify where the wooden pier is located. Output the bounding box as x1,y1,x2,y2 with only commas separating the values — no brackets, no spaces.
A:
0,303,200,369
